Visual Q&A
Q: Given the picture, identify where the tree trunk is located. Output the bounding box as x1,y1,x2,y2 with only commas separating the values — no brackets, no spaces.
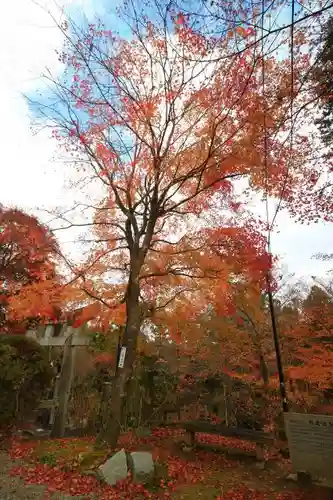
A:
96,270,142,448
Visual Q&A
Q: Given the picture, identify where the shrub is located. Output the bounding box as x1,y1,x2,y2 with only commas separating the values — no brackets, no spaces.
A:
39,452,57,467
0,335,54,428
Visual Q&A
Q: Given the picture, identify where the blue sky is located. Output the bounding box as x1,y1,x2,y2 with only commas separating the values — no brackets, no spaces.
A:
0,0,332,284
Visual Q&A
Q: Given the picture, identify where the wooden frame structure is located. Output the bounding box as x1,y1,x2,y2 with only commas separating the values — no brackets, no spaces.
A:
27,323,90,437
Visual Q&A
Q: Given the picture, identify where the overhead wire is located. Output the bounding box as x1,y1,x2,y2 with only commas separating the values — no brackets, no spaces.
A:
268,0,333,228
173,0,333,65
270,0,295,233
261,0,297,412
262,1,333,398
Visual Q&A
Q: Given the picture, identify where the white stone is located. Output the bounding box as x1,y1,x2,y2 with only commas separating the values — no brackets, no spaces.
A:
97,449,128,486
128,451,154,484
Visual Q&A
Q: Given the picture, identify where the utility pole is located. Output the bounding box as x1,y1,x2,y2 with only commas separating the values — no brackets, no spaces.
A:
266,274,288,413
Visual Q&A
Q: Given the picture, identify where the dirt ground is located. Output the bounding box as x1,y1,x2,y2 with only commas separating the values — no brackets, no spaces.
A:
0,452,90,500
1,433,333,500
1,447,332,500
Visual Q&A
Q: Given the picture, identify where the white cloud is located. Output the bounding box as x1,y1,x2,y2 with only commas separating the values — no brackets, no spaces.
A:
0,0,96,210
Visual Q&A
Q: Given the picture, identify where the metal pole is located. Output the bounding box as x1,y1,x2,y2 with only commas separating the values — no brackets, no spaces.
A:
266,274,288,412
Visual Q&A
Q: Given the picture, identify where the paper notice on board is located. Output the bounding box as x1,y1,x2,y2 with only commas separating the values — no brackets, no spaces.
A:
118,346,127,368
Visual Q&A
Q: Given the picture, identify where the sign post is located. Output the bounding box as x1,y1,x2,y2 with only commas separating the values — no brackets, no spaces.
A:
118,346,127,368
284,412,333,486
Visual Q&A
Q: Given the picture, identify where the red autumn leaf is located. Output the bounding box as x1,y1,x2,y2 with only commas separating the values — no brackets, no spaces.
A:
175,13,185,25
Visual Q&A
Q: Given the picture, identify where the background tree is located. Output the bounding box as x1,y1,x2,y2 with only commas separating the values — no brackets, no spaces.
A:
312,15,333,154
286,282,333,389
288,10,333,224
0,335,54,430
0,206,60,332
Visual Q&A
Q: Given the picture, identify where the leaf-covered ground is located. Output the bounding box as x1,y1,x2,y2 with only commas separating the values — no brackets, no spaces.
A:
1,428,332,499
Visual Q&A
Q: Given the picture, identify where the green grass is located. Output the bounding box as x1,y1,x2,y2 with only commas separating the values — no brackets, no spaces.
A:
33,437,95,467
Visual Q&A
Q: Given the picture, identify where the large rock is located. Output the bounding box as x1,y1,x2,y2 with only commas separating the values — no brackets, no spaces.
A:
128,451,155,484
97,449,128,486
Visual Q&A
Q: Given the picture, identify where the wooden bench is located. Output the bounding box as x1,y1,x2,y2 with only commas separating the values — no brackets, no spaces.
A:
181,420,275,464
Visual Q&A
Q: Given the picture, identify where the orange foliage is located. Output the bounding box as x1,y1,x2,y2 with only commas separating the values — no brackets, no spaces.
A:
47,8,311,327
284,285,333,389
40,11,311,348
0,207,59,331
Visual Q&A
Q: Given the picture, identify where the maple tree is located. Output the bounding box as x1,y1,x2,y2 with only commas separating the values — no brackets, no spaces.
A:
210,275,333,413
285,283,333,391
31,0,316,447
0,206,60,332
157,268,289,429
165,269,333,421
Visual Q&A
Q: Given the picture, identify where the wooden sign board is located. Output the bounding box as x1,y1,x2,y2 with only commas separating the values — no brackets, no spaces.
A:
284,412,333,481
